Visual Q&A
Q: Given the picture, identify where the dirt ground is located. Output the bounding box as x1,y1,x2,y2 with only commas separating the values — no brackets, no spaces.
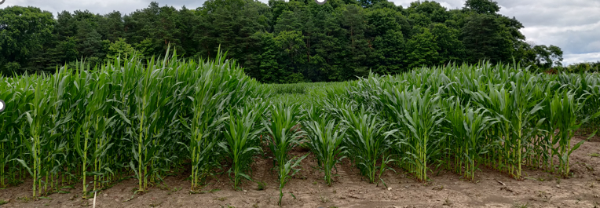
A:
1,134,600,208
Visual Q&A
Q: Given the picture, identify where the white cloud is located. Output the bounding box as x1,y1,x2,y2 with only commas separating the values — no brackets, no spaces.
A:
388,0,600,64
564,52,600,65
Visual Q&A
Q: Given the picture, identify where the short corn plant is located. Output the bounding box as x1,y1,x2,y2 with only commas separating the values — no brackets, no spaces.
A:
264,103,307,205
220,106,264,189
304,118,347,186
341,106,396,185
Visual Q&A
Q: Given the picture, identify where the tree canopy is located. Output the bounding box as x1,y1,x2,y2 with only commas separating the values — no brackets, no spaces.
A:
0,0,564,82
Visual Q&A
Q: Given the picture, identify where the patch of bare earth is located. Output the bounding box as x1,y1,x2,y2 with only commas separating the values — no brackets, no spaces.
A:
1,134,600,208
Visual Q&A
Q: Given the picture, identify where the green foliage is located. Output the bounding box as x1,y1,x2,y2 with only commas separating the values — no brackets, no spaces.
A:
107,38,136,60
264,103,307,205
0,48,264,196
4,58,600,198
406,28,440,69
464,0,500,14
0,0,559,82
340,106,396,183
461,13,513,64
304,118,346,186
220,105,266,189
0,6,54,75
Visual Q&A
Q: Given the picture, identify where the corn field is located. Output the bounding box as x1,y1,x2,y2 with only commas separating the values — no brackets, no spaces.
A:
2,53,600,203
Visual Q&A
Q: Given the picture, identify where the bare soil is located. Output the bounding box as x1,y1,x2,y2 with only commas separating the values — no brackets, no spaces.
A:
1,134,600,208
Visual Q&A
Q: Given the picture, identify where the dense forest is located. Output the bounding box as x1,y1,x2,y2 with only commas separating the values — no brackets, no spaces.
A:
0,0,564,83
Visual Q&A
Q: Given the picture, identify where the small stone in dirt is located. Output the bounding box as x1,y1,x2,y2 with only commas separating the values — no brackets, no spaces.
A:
388,187,392,191
556,185,560,188
104,194,108,197
500,187,514,193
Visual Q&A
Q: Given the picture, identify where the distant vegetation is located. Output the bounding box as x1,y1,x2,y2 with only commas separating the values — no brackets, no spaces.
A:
558,61,600,74
0,0,564,82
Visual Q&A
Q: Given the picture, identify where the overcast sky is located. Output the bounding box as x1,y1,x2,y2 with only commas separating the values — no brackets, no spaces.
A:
1,0,599,65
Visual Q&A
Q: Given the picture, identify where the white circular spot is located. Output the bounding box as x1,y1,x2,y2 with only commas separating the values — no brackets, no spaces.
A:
0,101,4,112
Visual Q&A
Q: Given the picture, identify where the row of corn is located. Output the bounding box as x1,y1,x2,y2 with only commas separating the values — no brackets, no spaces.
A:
2,55,600,204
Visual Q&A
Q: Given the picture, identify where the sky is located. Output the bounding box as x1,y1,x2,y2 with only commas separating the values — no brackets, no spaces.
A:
1,0,599,65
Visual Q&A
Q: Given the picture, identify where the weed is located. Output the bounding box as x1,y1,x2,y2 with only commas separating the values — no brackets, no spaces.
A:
168,187,181,195
514,202,529,208
256,181,266,190
17,196,30,202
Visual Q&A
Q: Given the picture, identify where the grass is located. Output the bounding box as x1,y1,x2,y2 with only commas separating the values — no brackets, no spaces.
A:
262,82,351,107
256,181,267,190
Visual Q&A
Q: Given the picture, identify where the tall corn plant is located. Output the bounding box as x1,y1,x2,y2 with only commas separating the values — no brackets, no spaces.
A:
21,77,51,197
473,77,544,179
385,88,444,182
443,100,496,180
0,76,29,188
341,106,396,185
264,103,307,205
550,91,598,176
185,83,228,191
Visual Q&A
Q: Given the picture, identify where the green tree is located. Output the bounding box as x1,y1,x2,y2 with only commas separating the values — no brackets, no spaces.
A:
461,14,512,64
366,7,408,74
406,28,439,69
0,6,54,74
255,32,283,83
107,38,136,60
532,45,563,69
431,23,464,65
464,0,500,14
98,11,124,42
76,21,106,66
274,11,301,34
275,30,306,83
341,4,370,79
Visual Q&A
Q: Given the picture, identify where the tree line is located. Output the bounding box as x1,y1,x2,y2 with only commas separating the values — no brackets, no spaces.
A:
0,0,564,83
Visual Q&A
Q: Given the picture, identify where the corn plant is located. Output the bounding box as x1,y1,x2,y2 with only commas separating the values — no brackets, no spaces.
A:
341,106,396,184
185,86,227,191
264,103,307,205
550,91,598,176
220,106,264,189
303,118,346,186
388,88,444,182
443,100,497,180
